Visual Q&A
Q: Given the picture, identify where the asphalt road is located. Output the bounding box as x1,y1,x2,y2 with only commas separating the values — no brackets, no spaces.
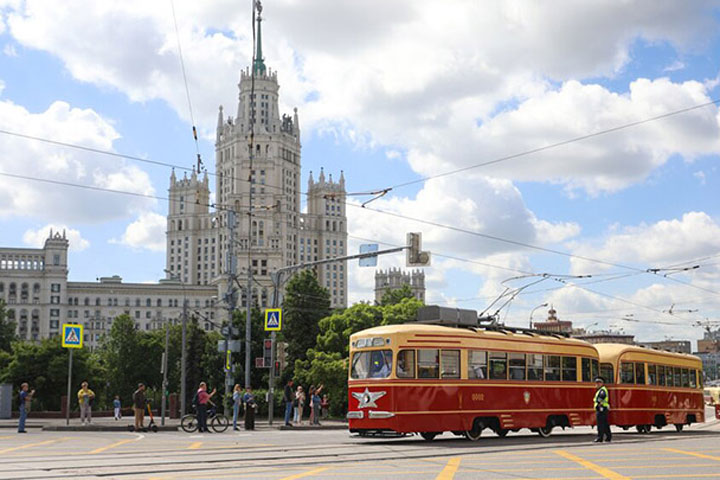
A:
1,411,719,480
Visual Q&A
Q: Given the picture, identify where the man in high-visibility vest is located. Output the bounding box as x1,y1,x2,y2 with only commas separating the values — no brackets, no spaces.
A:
594,376,612,443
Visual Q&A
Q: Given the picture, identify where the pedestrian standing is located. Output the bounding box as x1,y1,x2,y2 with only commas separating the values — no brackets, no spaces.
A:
283,379,294,426
308,386,316,425
594,376,612,443
17,383,34,433
312,385,323,425
77,381,95,425
196,382,216,433
293,385,305,424
232,384,242,431
243,387,256,430
321,394,329,419
133,383,146,432
113,395,122,420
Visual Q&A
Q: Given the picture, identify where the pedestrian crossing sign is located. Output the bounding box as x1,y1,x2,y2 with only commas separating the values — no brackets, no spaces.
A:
61,324,83,349
264,308,282,331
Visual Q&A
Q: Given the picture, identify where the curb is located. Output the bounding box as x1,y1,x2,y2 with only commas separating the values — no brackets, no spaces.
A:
42,425,178,432
277,424,347,431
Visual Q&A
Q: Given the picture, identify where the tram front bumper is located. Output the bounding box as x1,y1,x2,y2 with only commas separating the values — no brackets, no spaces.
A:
346,410,396,420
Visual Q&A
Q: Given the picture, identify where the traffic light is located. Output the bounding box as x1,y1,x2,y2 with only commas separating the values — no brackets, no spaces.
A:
407,232,431,266
274,361,280,376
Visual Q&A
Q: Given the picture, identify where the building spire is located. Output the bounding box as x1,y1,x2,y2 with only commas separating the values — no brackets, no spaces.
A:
253,1,266,76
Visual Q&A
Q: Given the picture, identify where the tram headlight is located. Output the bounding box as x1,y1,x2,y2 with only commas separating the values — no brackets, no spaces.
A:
372,337,385,347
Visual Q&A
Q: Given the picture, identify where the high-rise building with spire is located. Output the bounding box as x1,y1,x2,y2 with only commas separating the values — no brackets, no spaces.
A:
166,4,348,308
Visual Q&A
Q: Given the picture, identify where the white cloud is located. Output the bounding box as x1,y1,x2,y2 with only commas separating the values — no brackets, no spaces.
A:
569,211,720,274
0,99,155,222
694,170,706,185
2,43,17,56
22,224,90,251
663,60,685,72
110,212,166,251
4,1,719,193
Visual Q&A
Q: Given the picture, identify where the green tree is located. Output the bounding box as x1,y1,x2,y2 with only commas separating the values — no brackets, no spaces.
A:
0,337,104,411
0,300,16,352
379,284,416,306
282,270,330,369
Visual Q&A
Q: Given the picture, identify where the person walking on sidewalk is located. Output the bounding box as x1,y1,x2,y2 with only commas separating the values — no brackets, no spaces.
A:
283,379,294,426
133,383,146,432
113,395,122,420
293,385,305,424
232,384,242,431
17,383,34,433
77,381,95,425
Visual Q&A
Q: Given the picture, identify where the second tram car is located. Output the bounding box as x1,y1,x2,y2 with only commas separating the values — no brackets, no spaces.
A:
595,343,705,433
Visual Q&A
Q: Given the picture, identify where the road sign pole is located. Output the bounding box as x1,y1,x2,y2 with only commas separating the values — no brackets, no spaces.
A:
268,330,276,425
65,348,73,426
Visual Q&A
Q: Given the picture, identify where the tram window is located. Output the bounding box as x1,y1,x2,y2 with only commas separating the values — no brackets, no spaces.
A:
620,363,634,384
489,352,507,380
508,353,526,380
648,364,657,385
527,354,543,380
397,350,415,378
350,350,392,379
697,371,703,388
468,350,487,379
635,363,645,385
674,367,681,387
681,369,690,388
418,349,440,379
666,366,674,386
582,358,591,382
689,369,697,388
592,359,599,380
562,356,577,382
441,350,460,379
658,365,666,386
600,363,614,384
544,355,560,381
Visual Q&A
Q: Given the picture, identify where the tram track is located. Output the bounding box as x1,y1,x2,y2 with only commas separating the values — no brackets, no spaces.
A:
3,429,719,479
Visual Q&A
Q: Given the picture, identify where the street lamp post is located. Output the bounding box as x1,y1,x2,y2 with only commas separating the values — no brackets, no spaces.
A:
529,303,549,329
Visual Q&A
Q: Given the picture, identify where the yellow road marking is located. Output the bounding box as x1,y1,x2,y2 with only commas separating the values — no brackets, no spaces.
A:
188,441,203,449
435,457,461,480
635,474,720,479
0,437,70,454
90,438,137,454
278,467,330,480
663,448,720,461
555,450,630,480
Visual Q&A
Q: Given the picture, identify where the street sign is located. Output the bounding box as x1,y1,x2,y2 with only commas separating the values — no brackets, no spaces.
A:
359,244,379,267
61,324,83,349
255,357,265,368
264,308,282,331
217,339,241,353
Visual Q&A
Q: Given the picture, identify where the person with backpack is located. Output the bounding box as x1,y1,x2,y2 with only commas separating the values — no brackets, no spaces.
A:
133,383,146,432
17,383,35,433
77,381,95,425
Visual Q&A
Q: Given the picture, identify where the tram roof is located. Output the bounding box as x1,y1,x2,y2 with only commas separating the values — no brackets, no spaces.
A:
351,323,595,349
595,343,702,366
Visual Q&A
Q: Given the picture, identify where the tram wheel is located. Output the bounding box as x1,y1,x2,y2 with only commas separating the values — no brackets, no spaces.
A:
465,420,484,442
674,424,684,432
635,425,650,434
420,432,439,441
537,425,553,438
496,428,509,437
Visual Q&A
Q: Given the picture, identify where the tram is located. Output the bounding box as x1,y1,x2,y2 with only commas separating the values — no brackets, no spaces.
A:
347,323,601,440
594,344,705,433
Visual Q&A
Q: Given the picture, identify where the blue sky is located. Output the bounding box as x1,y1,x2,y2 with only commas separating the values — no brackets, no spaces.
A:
1,1,719,346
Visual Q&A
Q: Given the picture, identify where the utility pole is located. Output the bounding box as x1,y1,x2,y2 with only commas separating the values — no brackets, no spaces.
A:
161,324,169,425
181,297,188,416
225,210,238,413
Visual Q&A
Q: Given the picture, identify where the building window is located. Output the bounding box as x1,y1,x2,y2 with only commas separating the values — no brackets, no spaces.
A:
53,254,60,265
51,283,61,293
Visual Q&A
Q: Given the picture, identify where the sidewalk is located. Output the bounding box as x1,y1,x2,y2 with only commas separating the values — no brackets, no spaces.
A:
0,416,347,432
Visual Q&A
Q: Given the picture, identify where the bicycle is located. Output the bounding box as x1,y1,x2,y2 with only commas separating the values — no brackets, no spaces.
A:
181,405,229,433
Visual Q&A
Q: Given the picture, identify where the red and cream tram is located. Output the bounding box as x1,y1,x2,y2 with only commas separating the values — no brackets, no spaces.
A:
347,323,706,440
347,323,601,440
595,343,704,433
